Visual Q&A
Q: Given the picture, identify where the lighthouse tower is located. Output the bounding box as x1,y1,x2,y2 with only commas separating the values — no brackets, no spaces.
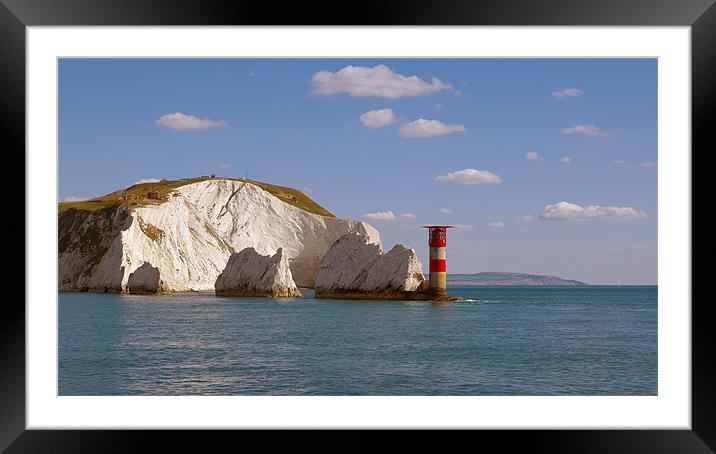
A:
422,226,451,295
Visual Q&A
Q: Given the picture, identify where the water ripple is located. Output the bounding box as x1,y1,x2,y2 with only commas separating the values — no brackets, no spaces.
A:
59,286,657,396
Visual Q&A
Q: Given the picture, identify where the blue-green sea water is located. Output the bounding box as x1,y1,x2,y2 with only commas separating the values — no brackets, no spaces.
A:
59,286,657,396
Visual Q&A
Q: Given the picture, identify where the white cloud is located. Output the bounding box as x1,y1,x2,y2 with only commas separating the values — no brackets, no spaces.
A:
400,212,416,220
517,228,532,236
640,162,657,168
133,178,161,185
440,207,453,214
526,151,543,161
517,214,534,222
488,221,505,229
552,88,585,99
311,65,453,98
61,196,88,202
435,168,502,185
398,119,465,138
218,163,232,169
541,201,648,221
360,108,396,128
362,210,396,221
155,112,227,131
614,160,626,165
562,124,609,137
453,224,474,231
560,155,572,164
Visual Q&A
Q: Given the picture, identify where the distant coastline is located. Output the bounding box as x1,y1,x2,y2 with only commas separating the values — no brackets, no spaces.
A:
445,272,587,286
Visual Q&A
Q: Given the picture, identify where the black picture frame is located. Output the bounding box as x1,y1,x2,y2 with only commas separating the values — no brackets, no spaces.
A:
5,0,712,451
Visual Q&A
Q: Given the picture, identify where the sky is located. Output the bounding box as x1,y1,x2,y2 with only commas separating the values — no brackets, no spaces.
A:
59,58,657,284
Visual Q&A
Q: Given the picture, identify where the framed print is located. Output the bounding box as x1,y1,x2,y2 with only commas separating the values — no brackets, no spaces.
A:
7,0,714,451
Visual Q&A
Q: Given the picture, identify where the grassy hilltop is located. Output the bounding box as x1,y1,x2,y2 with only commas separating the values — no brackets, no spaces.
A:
58,176,335,217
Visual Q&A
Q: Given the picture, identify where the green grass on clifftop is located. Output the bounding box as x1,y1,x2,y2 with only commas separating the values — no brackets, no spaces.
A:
58,177,335,217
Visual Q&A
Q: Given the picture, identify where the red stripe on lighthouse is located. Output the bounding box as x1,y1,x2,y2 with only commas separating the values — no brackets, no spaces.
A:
430,259,446,272
428,227,447,247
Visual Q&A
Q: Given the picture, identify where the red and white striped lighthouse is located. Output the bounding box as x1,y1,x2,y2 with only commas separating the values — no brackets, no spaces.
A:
422,226,451,292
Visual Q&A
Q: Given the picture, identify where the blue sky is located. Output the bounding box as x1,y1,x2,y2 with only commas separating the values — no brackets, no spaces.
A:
59,58,657,284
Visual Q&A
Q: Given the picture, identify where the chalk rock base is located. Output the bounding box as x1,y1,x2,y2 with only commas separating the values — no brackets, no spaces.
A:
315,233,426,300
215,247,301,298
127,262,169,294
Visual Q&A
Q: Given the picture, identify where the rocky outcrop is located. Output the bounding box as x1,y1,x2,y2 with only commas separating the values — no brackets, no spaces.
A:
215,248,301,297
315,233,426,299
58,179,380,292
127,263,168,294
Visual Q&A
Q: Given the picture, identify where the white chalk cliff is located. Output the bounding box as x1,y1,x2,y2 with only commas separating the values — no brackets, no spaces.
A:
215,247,301,297
58,179,379,292
314,232,426,299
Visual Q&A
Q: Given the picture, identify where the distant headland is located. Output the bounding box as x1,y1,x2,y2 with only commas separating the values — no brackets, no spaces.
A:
446,272,587,286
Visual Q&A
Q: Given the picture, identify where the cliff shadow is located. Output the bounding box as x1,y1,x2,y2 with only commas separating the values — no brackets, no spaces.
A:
58,207,134,293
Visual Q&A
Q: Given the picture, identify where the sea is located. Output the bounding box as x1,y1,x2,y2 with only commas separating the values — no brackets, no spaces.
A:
59,286,657,396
